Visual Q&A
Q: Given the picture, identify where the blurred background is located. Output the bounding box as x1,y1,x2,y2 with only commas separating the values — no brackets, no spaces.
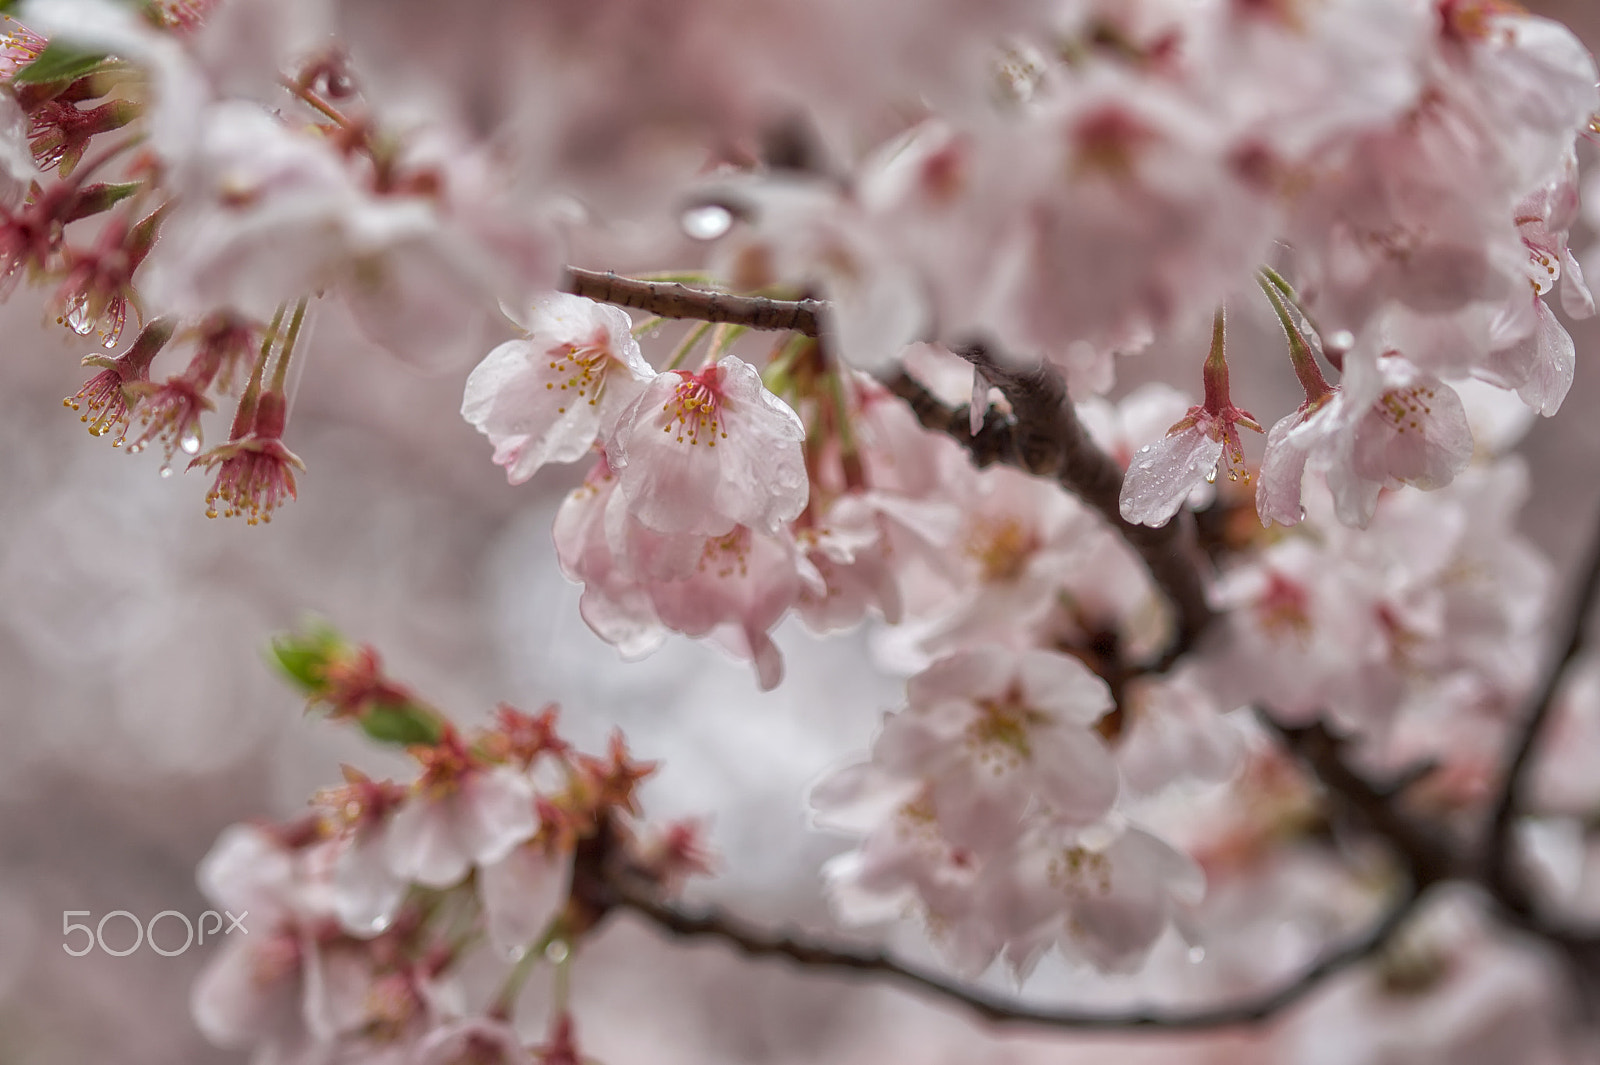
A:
5,2,1600,1061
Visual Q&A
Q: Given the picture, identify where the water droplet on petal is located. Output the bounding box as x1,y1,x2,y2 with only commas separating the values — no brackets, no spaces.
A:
180,427,201,455
545,939,570,964
1328,330,1355,353
1205,465,1219,484
1188,946,1206,964
1137,459,1154,470
681,204,733,241
366,913,392,935
1297,505,1307,522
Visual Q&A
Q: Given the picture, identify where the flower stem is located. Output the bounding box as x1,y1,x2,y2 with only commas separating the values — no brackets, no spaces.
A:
663,320,713,371
232,305,285,438
1201,305,1229,414
269,298,310,394
1257,275,1333,403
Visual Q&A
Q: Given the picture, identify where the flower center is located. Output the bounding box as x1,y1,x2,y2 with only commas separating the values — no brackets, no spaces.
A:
1377,385,1435,434
659,371,728,447
964,516,1035,582
965,696,1048,770
545,328,614,415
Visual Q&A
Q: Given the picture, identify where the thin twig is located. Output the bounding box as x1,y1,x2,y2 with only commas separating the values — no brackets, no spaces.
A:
605,879,1418,1032
1484,504,1600,915
562,268,825,336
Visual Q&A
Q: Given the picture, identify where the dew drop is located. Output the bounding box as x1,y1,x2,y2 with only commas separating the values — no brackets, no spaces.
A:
1297,505,1307,522
681,203,733,241
1188,946,1206,964
64,301,94,336
545,939,570,964
159,463,173,479
1205,465,1219,484
1327,329,1355,354
365,913,393,935
1137,460,1154,470
180,427,201,455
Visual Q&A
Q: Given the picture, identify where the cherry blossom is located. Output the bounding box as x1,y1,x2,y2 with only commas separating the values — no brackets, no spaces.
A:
1258,350,1474,530
1121,308,1263,528
383,736,538,890
462,292,654,484
605,355,808,538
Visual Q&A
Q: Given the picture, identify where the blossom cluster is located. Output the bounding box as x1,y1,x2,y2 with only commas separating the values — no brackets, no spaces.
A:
193,625,708,1065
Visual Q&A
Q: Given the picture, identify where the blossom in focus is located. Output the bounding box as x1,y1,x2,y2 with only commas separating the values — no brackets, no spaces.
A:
462,293,654,484
1121,309,1262,528
605,355,808,538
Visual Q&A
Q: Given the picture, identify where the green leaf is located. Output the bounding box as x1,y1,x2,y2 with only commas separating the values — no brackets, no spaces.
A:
269,623,346,692
359,702,444,747
12,41,108,86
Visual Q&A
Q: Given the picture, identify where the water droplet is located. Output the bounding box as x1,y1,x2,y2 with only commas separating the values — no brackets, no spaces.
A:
1297,505,1307,522
1205,465,1219,484
179,427,201,455
159,463,173,479
681,204,733,241
365,913,393,935
545,939,570,964
64,300,94,336
1327,330,1355,354
1137,459,1154,470
1188,946,1206,964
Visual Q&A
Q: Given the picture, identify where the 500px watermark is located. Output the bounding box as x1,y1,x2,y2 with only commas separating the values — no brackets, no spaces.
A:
62,910,247,957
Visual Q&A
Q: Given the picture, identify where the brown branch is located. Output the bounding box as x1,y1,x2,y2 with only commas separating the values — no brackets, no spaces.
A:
1259,713,1462,890
892,347,1214,664
883,371,1020,471
602,877,1419,1032
562,267,825,336
1485,503,1600,917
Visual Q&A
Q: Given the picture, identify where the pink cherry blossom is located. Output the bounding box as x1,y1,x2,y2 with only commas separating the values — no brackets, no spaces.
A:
462,293,653,484
383,745,538,890
987,821,1205,976
1257,351,1474,530
1121,310,1263,528
605,355,807,538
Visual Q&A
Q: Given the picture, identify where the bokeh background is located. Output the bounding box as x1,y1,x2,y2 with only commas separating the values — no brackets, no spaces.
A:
4,2,1600,1061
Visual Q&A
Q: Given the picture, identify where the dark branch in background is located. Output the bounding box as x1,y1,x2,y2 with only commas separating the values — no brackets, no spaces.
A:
561,268,1214,666
1259,714,1461,890
1485,502,1600,918
585,864,1417,1033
